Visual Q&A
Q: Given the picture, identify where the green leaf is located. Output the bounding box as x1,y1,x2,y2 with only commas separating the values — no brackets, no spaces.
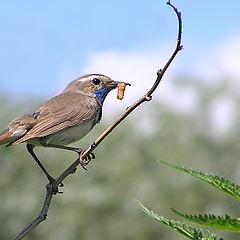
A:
136,200,222,240
160,161,240,201
171,208,240,232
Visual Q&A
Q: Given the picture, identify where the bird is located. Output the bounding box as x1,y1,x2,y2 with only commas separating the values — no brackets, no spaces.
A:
0,74,130,183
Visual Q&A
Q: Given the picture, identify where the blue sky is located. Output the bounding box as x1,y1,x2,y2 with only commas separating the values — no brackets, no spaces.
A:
0,0,240,96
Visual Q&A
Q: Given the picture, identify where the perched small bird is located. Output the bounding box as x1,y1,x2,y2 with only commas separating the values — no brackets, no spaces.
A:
0,74,130,182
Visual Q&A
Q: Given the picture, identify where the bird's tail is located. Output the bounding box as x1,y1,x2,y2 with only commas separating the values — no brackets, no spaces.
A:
0,129,15,145
0,116,37,146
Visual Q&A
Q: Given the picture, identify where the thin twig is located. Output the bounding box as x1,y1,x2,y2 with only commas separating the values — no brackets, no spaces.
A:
82,0,183,157
12,1,183,239
147,0,183,97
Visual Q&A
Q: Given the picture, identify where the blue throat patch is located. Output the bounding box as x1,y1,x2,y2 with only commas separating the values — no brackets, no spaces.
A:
94,87,111,105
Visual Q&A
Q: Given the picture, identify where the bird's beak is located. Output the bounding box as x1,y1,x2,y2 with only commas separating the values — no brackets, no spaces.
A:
106,80,131,89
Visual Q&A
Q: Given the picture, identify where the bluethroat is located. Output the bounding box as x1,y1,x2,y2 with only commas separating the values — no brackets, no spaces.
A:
0,74,130,182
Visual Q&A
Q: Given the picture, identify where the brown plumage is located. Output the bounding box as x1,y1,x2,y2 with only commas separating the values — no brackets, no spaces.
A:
13,92,100,145
0,115,37,145
0,74,121,146
0,74,130,182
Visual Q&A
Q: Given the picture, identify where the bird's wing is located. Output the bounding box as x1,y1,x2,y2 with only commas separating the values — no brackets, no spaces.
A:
13,92,99,144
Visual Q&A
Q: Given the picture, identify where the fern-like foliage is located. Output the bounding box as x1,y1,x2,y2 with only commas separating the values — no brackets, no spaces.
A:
171,208,240,232
160,161,240,201
136,200,223,240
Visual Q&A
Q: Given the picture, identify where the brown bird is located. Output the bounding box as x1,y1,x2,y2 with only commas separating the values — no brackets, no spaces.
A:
0,74,130,182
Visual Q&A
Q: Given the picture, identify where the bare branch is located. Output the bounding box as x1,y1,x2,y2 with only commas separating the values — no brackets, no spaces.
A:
82,0,183,156
12,1,183,239
147,0,183,97
12,184,53,240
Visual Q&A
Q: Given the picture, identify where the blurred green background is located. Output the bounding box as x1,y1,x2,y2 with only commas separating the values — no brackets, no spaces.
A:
1,0,240,239
1,76,240,240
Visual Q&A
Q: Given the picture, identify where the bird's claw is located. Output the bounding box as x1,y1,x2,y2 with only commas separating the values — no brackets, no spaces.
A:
79,151,95,170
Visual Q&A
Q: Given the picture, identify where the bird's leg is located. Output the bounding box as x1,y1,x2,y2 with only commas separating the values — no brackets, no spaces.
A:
26,144,63,194
26,144,55,182
40,142,95,170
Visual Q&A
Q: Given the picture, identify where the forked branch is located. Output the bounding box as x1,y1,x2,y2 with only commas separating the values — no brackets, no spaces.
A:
12,1,183,239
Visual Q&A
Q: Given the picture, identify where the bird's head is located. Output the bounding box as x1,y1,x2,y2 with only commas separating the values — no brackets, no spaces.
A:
63,74,129,104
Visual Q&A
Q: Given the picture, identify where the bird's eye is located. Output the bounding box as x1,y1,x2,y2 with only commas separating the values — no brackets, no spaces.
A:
92,78,100,85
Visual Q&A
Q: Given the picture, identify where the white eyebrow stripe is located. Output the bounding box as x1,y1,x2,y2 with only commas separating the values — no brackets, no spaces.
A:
77,74,110,84
77,76,93,83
